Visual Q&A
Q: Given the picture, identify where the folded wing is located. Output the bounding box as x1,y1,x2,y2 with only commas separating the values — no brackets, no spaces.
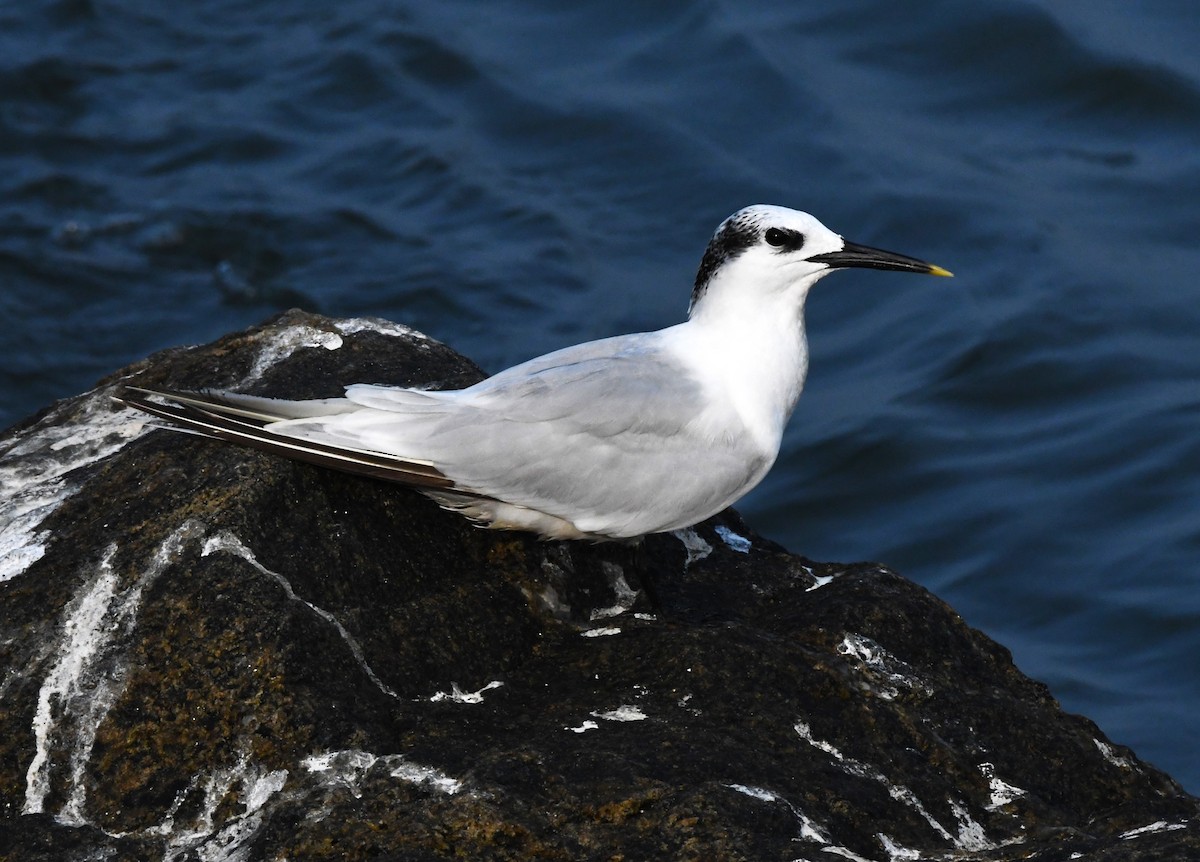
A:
117,333,770,537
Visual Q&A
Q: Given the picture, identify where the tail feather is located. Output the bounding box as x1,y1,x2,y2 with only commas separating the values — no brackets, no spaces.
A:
115,387,470,493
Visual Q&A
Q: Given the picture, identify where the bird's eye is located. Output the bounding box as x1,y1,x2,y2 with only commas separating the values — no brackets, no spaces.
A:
764,227,802,249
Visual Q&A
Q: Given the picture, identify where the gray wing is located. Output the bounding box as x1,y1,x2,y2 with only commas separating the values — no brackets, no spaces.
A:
279,334,772,535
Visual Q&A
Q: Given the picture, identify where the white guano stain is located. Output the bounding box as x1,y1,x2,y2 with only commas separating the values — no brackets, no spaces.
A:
201,531,399,700
978,762,1027,810
948,799,993,852
591,705,646,722
24,520,204,821
836,633,928,701
725,784,828,844
1094,738,1138,771
0,393,148,584
388,760,463,796
302,749,378,787
1120,820,1187,839
429,681,504,704
793,720,995,853
303,749,462,796
156,748,289,862
822,845,876,862
877,833,922,860
566,704,647,732
671,528,712,566
333,317,429,340
589,562,639,620
240,325,344,385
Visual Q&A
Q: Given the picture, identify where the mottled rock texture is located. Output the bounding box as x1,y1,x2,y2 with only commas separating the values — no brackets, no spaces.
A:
1,310,1197,861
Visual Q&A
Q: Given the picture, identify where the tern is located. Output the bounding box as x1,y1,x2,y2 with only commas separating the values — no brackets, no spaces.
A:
118,205,951,540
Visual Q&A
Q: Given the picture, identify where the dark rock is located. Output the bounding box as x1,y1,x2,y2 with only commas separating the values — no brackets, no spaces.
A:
1,309,1197,861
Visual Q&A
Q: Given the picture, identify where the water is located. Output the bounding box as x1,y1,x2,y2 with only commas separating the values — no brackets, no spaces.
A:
3,0,1198,792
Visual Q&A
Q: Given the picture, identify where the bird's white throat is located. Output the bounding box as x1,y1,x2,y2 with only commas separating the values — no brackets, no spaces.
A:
669,262,825,456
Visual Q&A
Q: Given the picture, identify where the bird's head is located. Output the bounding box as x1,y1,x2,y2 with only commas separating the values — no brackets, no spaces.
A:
688,204,951,319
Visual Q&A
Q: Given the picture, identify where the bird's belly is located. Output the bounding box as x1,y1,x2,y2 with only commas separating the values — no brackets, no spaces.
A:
475,436,774,539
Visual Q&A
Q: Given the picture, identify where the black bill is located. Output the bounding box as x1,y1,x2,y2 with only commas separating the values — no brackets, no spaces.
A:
808,240,952,277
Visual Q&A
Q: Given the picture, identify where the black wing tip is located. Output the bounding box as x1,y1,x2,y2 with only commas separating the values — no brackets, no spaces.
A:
114,384,214,411
112,383,469,494
114,385,288,425
110,385,171,415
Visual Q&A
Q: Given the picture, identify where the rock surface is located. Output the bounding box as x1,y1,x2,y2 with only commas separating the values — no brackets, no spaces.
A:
1,309,1197,861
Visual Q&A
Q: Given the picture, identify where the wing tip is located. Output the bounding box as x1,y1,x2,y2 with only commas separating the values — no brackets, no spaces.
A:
114,384,470,494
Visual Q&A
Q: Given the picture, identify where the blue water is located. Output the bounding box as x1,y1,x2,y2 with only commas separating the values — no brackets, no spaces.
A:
3,0,1198,792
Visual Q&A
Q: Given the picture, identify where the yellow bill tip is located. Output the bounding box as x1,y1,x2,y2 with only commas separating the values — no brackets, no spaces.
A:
927,264,954,278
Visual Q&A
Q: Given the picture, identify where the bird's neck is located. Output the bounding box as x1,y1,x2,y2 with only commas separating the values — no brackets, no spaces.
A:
673,286,810,451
